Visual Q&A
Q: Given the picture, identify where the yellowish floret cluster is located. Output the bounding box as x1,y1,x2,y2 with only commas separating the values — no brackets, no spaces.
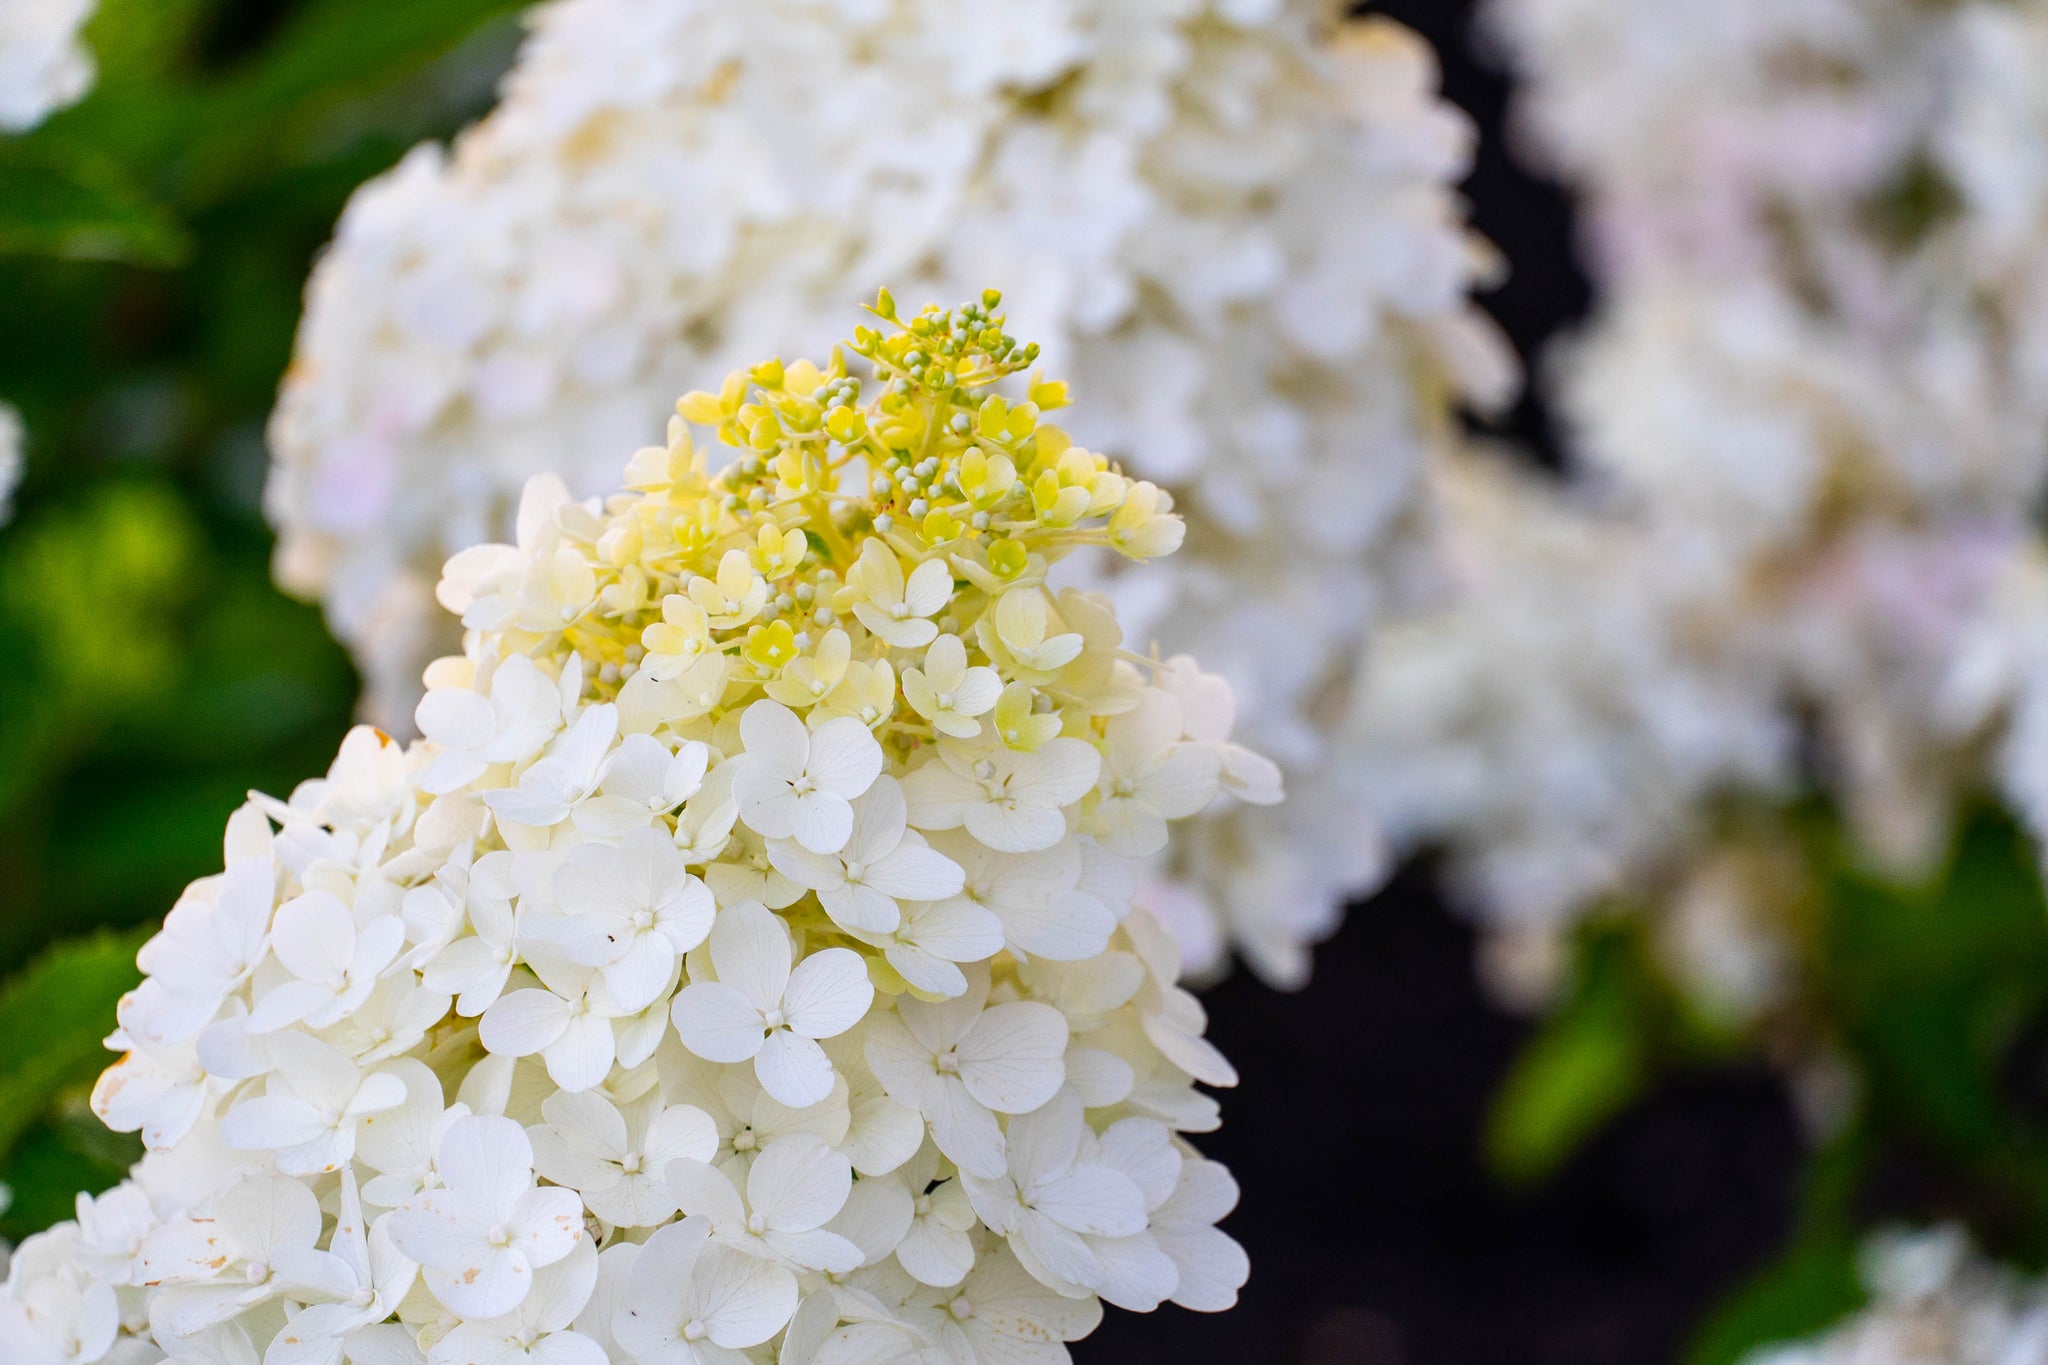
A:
434,290,1199,789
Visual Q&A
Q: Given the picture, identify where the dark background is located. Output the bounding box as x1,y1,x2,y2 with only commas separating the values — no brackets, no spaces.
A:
1080,5,1806,1361
1075,869,1802,1365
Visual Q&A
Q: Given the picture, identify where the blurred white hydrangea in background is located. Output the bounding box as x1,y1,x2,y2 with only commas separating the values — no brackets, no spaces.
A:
0,0,94,131
1353,0,2048,1011
1744,1226,2048,1365
0,403,22,526
1348,450,1791,1006
266,0,1512,988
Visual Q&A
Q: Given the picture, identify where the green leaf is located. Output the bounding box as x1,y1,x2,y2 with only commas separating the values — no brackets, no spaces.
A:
0,1100,142,1238
1817,806,2048,1169
0,926,150,1163
1486,926,1650,1185
0,143,190,266
1686,1236,1864,1365
161,0,526,203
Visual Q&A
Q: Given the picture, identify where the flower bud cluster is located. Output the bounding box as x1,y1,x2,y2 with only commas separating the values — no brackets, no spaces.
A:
2,298,1268,1365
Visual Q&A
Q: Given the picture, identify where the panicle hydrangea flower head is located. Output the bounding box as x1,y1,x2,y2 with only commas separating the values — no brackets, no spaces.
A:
9,294,1266,1365
266,0,1513,986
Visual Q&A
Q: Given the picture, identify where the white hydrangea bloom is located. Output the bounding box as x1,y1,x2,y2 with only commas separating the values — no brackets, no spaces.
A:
1492,0,2048,848
1743,1226,2048,1365
7,301,1262,1364
0,0,94,132
1349,452,1791,1004
1356,0,2048,1010
266,0,1513,985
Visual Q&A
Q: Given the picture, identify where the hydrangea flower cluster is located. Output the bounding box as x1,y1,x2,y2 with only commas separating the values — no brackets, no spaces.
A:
0,0,95,131
264,0,1512,986
1350,0,2048,1011
3,296,1266,1365
1744,1226,2048,1365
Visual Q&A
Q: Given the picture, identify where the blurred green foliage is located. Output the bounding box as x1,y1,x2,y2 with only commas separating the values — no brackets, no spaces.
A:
0,0,526,1238
1487,802,2048,1361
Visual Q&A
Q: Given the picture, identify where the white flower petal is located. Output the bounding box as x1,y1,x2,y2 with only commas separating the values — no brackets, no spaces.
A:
780,948,873,1039
669,982,767,1063
754,1030,835,1109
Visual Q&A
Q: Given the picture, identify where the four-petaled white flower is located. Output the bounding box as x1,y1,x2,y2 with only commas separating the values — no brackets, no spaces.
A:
429,1238,605,1365
730,700,882,854
927,1245,1105,1364
529,1089,717,1229
846,539,950,649
550,828,715,1012
767,776,965,935
928,832,1118,962
902,634,1001,737
140,1174,351,1343
415,652,566,795
388,1115,585,1319
247,892,404,1034
575,733,710,838
862,967,1070,1178
1086,690,1223,858
887,1144,977,1288
669,901,873,1108
263,1169,419,1365
686,549,767,631
845,892,1006,999
611,1219,797,1365
903,736,1103,853
665,1133,862,1274
420,850,523,1016
484,703,619,829
962,1088,1148,1296
355,1058,466,1209
219,1032,406,1175
131,846,276,1045
478,951,638,1093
